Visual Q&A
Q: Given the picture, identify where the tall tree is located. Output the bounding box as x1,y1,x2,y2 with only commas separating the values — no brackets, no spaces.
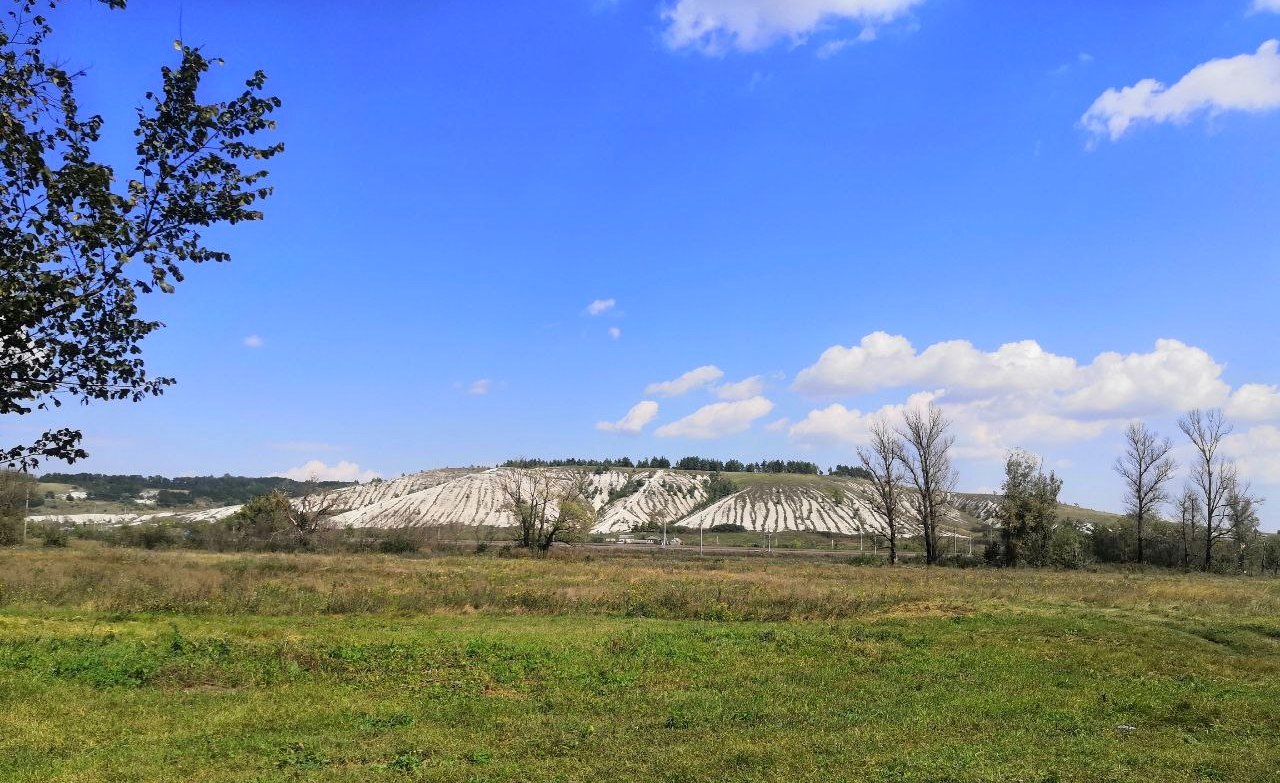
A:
1113,422,1177,564
1226,483,1263,572
998,448,1063,567
1177,409,1236,571
896,404,956,565
1,0,282,470
857,416,905,564
1174,486,1202,571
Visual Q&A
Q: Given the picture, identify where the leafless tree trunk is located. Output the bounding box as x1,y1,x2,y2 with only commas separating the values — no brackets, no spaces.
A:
1174,486,1201,570
1178,408,1235,571
858,415,906,565
1114,422,1176,564
897,404,957,565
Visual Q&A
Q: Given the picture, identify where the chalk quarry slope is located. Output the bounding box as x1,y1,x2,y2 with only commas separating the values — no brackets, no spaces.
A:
33,467,1106,535
317,468,979,536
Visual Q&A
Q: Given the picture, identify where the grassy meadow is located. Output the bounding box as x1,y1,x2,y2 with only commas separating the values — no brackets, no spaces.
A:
1,544,1277,782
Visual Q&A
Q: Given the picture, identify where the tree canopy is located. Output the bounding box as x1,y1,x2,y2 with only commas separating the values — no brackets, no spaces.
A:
1,0,281,469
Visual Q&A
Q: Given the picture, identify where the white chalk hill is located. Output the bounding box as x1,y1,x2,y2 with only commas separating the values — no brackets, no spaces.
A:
316,467,950,536
32,467,997,535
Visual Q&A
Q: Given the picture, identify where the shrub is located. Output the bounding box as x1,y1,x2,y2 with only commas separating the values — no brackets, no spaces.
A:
377,535,418,555
40,525,68,548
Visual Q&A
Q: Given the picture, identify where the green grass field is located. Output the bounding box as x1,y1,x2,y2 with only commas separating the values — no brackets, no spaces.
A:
1,544,1277,782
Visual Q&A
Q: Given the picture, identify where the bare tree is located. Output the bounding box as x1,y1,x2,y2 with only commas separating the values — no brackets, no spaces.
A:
1114,422,1177,564
1174,486,1202,570
1178,408,1236,571
897,404,957,565
857,416,906,564
497,468,596,551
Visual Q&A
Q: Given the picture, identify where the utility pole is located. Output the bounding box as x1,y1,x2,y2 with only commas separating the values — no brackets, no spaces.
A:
699,524,703,556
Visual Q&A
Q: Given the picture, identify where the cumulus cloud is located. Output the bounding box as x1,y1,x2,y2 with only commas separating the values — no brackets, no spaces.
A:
1227,384,1280,421
789,390,941,447
587,298,616,316
608,326,622,340
788,389,1115,460
278,460,380,482
1061,340,1229,415
1081,40,1280,142
794,332,1076,397
243,335,264,348
596,401,660,434
645,365,725,397
793,332,1229,417
714,375,766,400
662,0,922,54
467,379,492,396
655,396,774,439
764,417,791,432
1224,425,1280,483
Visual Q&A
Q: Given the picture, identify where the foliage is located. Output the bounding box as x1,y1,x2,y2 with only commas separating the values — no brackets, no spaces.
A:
498,469,595,551
997,449,1064,567
828,464,874,480
36,472,349,505
0,0,281,469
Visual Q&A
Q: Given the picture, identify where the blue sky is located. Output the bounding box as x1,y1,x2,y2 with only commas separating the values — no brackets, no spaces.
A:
11,0,1280,523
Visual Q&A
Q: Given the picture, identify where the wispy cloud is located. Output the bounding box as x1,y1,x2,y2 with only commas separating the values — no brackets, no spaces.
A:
662,0,924,54
596,400,660,434
587,298,616,316
713,375,765,400
243,335,265,348
608,326,622,340
467,379,492,396
645,365,725,397
1081,40,1280,143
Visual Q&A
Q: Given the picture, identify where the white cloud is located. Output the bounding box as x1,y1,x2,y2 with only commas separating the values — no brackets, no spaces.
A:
792,332,1077,396
467,379,491,396
789,390,940,446
243,335,264,348
816,38,853,59
793,333,1229,417
587,298,616,316
714,375,766,400
1081,40,1280,142
1062,339,1229,415
764,417,791,432
662,0,922,54
789,403,871,445
278,460,380,483
1227,384,1280,421
656,396,774,439
596,401,660,434
1224,425,1280,483
608,326,622,340
645,365,725,397
1251,0,1280,13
